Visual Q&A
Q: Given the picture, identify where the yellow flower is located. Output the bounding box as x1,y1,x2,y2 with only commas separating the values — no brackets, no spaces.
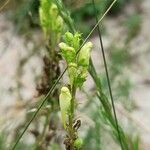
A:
77,42,93,67
59,87,72,129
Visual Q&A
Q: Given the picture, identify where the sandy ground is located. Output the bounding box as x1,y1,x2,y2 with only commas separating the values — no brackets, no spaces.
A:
0,0,150,149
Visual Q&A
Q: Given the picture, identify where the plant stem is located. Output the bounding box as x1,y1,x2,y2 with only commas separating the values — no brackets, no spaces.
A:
68,84,76,149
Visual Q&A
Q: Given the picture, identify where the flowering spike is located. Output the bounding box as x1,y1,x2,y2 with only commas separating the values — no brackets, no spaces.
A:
39,0,63,38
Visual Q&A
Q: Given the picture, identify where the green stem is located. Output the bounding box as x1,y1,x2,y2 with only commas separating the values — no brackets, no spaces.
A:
68,84,76,149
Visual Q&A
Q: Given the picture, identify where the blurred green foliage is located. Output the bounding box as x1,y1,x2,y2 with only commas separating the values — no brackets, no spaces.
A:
71,0,126,20
99,44,136,112
10,0,131,34
84,110,102,150
12,0,39,32
0,132,34,150
125,14,142,43
110,47,129,77
0,133,5,150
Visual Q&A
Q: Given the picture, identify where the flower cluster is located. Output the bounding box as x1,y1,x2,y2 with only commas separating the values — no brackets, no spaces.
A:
59,31,93,149
39,0,63,38
59,31,93,88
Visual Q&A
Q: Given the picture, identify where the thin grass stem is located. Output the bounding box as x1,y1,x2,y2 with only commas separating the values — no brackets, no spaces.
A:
11,67,67,150
0,0,10,11
91,0,126,149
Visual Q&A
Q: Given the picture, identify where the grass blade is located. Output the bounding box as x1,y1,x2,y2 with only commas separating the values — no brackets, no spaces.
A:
0,0,10,11
91,0,129,149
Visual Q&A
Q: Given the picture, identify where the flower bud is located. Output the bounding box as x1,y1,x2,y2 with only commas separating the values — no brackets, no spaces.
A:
56,16,63,30
59,87,72,129
64,32,74,45
77,42,93,67
49,3,58,17
73,32,81,50
59,42,76,63
74,138,83,149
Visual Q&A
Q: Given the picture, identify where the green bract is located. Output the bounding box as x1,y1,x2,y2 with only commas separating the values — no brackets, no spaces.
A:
59,32,93,88
76,67,88,88
68,63,77,86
